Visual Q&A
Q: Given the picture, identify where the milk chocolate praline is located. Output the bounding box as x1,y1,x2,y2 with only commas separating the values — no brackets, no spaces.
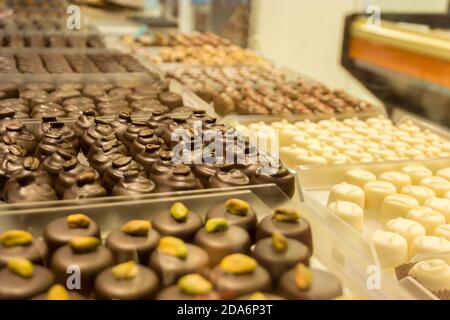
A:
32,285,86,300
157,274,220,300
0,262,54,300
152,202,203,242
43,214,101,252
256,208,313,253
51,237,114,295
106,220,160,264
205,199,257,240
3,173,57,203
0,230,49,268
94,262,160,300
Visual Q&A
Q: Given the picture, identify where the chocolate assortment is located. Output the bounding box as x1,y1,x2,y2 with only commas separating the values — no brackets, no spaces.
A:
0,52,147,74
0,34,105,48
0,202,343,300
166,66,375,116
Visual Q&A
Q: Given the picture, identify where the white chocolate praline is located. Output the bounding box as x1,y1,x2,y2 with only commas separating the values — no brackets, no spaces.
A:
328,182,365,208
401,164,433,185
328,201,365,232
401,185,436,206
410,236,450,260
420,176,450,198
436,167,450,181
279,129,304,146
425,198,450,223
380,194,420,223
371,230,408,270
406,207,446,235
345,169,377,188
434,225,450,241
385,218,426,246
409,259,450,293
321,152,349,164
280,145,308,168
344,150,373,161
364,181,397,213
307,143,335,155
398,121,421,134
446,191,450,200
293,136,319,148
296,154,327,165
379,171,412,192
270,120,296,131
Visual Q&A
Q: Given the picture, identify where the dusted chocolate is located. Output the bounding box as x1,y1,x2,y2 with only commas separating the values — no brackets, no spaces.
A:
256,208,313,253
43,214,101,252
95,261,160,300
152,202,203,242
106,220,160,264
0,230,49,268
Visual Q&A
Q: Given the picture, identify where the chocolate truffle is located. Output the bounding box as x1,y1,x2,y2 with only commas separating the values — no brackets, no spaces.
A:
50,236,114,295
256,208,313,253
205,199,257,240
251,165,295,198
3,173,57,203
112,170,156,197
0,258,54,300
32,284,86,300
157,274,220,300
194,218,251,266
63,171,108,200
106,219,160,264
152,202,203,242
252,232,310,282
208,165,250,188
277,264,342,300
135,144,162,173
103,156,143,192
156,165,203,193
54,158,99,198
43,213,101,252
94,261,160,300
149,236,209,286
209,254,272,299
0,230,49,268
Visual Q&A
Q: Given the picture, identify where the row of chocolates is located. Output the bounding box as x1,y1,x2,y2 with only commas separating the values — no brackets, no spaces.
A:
0,34,105,48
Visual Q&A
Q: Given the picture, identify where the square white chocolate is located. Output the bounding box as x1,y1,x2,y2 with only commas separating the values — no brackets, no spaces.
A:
401,165,433,185
410,236,450,260
406,207,446,235
379,171,412,192
385,217,426,246
328,182,365,208
420,176,450,198
364,181,397,213
345,169,377,188
328,201,365,232
401,185,436,205
380,194,420,223
425,198,450,223
371,230,408,270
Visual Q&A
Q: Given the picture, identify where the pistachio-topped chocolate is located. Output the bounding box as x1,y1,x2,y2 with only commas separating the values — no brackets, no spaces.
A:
69,236,101,254
170,202,189,222
47,284,70,300
8,258,34,278
273,208,300,223
272,232,288,252
225,198,250,216
67,213,91,229
205,218,229,233
220,254,257,274
111,261,139,280
121,220,151,236
0,230,33,247
158,236,188,259
178,274,212,295
295,263,312,290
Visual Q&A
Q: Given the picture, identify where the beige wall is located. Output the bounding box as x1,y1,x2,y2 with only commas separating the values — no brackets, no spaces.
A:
250,0,449,103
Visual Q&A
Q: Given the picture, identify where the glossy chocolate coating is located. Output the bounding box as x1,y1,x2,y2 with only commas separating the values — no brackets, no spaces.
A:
80,120,114,154
62,172,107,200
3,173,57,203
135,144,161,173
32,290,86,300
256,215,313,253
54,158,99,198
238,293,285,300
251,166,295,198
208,166,250,189
0,238,49,268
106,227,160,264
209,264,272,299
149,244,209,286
277,268,342,300
158,92,183,110
41,148,74,179
205,202,257,240
252,237,310,282
103,156,143,191
157,286,220,300
51,244,114,295
94,264,160,300
156,165,202,193
152,209,203,242
73,111,95,137
43,217,101,252
194,226,251,267
0,265,54,300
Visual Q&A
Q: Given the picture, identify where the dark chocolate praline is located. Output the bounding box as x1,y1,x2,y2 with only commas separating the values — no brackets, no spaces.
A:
54,158,99,198
135,144,161,173
152,202,203,242
112,170,156,197
3,173,57,203
256,208,313,253
207,165,250,189
102,156,143,192
106,219,160,264
251,165,295,198
0,261,54,300
205,199,257,240
43,213,101,252
62,171,108,200
156,165,202,193
194,219,251,267
0,230,49,268
94,262,160,300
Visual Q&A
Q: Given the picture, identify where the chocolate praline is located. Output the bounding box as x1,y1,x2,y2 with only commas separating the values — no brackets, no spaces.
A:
157,274,220,300
252,235,310,282
256,209,313,253
152,203,203,242
106,220,160,264
41,148,74,179
251,165,295,198
205,199,257,240
43,214,101,252
0,263,54,300
135,144,162,173
237,292,285,300
207,165,250,189
277,267,342,300
0,231,49,268
156,165,203,193
112,170,156,197
3,173,57,203
32,285,86,300
62,171,108,200
103,156,143,192
94,263,160,300
194,222,251,267
54,158,99,198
